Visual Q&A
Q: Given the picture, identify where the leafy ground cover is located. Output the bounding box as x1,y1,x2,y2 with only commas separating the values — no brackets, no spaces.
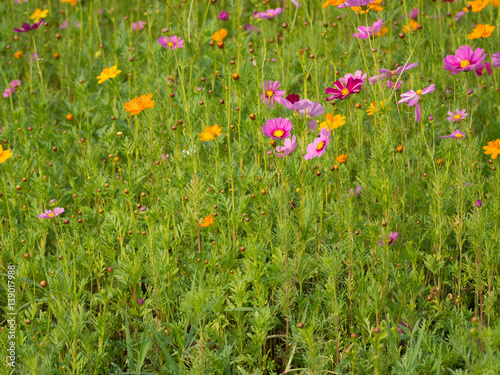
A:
1,0,500,373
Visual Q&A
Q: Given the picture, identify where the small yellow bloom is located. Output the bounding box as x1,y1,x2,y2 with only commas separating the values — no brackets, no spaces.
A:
336,154,348,164
97,65,122,84
366,101,390,116
322,0,347,7
199,124,222,141
30,9,49,23
318,113,346,131
0,145,13,164
467,24,495,39
14,51,23,59
200,214,214,227
212,29,228,42
483,139,500,159
124,93,155,116
463,0,490,12
352,0,383,14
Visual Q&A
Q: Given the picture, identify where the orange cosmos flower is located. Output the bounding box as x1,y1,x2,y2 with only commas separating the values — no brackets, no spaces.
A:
61,0,78,5
14,51,23,59
375,27,388,37
97,65,122,84
336,154,348,164
322,0,347,7
124,94,155,116
463,0,490,12
212,29,227,42
403,19,418,33
483,139,500,159
199,124,223,141
200,214,214,227
352,0,383,14
467,24,495,39
0,145,13,164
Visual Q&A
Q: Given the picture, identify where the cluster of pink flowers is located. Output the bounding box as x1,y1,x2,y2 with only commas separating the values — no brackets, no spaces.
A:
3,80,21,99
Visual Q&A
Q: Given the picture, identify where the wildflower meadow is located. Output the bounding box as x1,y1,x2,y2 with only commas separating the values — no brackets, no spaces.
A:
2,0,500,373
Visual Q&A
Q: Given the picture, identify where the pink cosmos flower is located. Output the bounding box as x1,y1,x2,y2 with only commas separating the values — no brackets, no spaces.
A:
369,62,418,84
339,0,374,8
447,109,467,122
409,8,418,19
353,19,383,39
15,0,28,3
60,20,68,29
2,80,21,98
475,62,492,76
280,94,310,111
262,117,293,140
443,46,486,74
300,100,325,130
218,11,229,20
397,84,435,122
275,135,297,157
305,128,331,160
291,0,301,7
261,80,285,108
132,21,146,31
254,8,282,19
492,52,500,68
14,20,43,33
455,11,465,22
158,35,184,50
439,130,466,139
38,207,65,219
378,232,398,246
387,80,403,90
325,77,363,101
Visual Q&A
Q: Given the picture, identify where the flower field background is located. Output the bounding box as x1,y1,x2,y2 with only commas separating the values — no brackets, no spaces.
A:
1,0,500,373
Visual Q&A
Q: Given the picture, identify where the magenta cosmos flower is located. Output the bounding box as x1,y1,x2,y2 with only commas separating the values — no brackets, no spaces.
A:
132,21,146,31
261,80,285,108
397,84,435,122
254,8,282,19
370,62,418,84
14,20,43,33
275,135,297,157
305,128,331,160
218,11,229,21
280,94,310,111
339,0,374,8
262,117,293,139
447,109,467,122
378,232,398,246
443,46,486,74
38,207,65,219
475,62,492,76
326,77,363,101
492,52,500,68
387,80,403,90
2,80,21,99
440,130,466,139
158,35,184,50
353,19,383,39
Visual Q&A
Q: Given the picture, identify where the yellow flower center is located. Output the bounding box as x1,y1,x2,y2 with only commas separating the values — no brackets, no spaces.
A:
460,60,471,68
316,142,325,151
416,90,423,95
341,88,350,96
266,90,274,98
167,42,174,47
454,114,462,120
267,11,274,15
391,70,395,75
48,213,54,217
456,133,464,138
273,129,285,138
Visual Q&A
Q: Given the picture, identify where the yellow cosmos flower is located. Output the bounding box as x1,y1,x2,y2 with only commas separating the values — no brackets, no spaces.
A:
14,51,23,59
483,139,500,159
352,0,383,14
318,113,346,131
124,94,155,116
200,214,214,227
463,0,490,12
212,29,227,42
336,154,348,164
97,65,122,84
199,124,223,141
0,145,13,164
322,0,347,7
366,101,390,116
467,24,495,39
30,9,49,23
